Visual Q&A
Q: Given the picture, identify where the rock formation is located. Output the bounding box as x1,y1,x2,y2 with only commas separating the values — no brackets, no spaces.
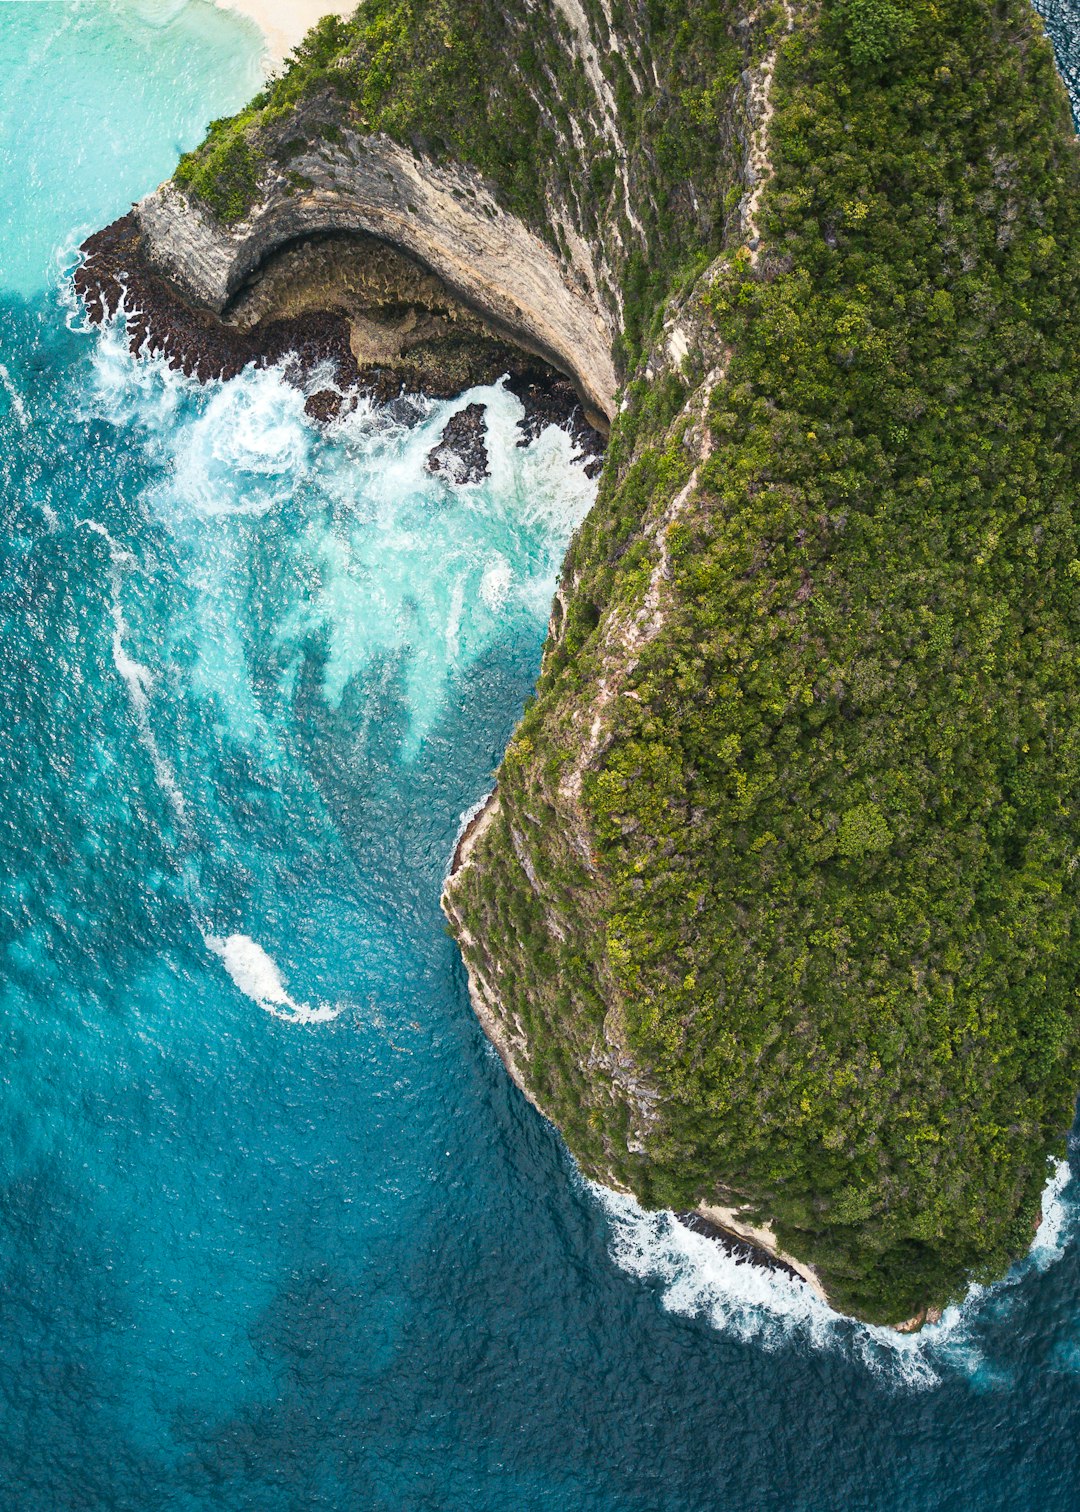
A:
78,0,1080,1326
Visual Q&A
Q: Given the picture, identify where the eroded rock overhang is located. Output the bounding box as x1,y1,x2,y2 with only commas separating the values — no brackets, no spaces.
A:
136,129,619,427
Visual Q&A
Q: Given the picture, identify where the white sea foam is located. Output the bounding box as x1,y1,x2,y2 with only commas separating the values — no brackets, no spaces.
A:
595,1154,1075,1390
82,311,311,519
203,932,342,1024
79,518,187,822
445,577,465,665
76,326,595,785
77,338,596,756
1031,1156,1072,1268
595,1185,962,1389
443,789,497,888
268,376,597,750
81,309,185,436
168,368,311,517
479,554,512,610
0,362,29,430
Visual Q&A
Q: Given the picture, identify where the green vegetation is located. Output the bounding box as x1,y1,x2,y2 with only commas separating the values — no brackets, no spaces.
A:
455,0,1080,1323
172,0,771,332
174,0,1079,1322
175,115,263,223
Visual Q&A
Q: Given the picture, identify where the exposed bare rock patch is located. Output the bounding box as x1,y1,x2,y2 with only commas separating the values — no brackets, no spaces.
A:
74,214,607,459
425,402,490,484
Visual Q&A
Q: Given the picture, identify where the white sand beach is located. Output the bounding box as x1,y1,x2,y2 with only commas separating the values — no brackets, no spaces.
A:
214,0,354,69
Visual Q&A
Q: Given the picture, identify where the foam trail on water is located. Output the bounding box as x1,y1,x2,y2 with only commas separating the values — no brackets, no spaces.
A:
79,518,187,823
78,517,135,566
0,362,29,430
203,932,342,1024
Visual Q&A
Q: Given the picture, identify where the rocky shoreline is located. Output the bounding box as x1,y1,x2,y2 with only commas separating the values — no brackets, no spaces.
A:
673,1211,815,1291
442,791,831,1307
73,213,604,469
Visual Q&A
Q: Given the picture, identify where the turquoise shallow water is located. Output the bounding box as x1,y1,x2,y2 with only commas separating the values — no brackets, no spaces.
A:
2,4,1080,1509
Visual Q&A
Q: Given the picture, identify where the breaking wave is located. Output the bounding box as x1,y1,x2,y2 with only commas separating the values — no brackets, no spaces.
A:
203,932,342,1024
596,1154,1075,1390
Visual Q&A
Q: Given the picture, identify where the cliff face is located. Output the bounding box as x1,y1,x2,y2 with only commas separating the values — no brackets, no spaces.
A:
138,124,618,422
88,0,1080,1325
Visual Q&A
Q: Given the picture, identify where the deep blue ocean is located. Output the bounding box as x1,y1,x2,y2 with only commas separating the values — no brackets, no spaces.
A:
1,4,1079,1509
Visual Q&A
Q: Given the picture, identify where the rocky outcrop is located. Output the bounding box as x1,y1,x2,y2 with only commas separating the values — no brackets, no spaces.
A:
75,212,605,458
425,401,489,483
135,114,618,426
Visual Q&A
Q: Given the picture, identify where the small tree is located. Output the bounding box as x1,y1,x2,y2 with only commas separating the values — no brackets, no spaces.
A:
835,0,916,69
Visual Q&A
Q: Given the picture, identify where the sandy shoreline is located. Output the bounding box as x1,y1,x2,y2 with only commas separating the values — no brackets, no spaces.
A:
213,0,354,69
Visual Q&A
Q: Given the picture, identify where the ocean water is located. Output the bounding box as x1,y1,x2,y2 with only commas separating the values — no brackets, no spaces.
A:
1,4,1080,1509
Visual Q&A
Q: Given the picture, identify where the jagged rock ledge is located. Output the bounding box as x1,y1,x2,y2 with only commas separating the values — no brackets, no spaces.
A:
138,117,618,426
74,212,604,466
74,109,618,447
674,1210,821,1293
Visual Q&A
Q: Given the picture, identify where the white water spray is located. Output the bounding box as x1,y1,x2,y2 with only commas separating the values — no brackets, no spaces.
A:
596,1153,1075,1389
203,932,342,1024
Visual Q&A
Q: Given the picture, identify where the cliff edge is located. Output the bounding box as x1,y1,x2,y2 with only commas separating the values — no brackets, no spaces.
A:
81,0,1080,1325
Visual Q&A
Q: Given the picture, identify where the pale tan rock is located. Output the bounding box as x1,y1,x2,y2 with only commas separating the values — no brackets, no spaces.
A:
137,124,618,424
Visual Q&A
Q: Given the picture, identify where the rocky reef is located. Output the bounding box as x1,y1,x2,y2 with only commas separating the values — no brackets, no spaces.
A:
79,0,1080,1325
75,210,603,463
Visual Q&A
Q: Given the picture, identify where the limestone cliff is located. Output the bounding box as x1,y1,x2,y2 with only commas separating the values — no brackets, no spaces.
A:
80,0,1080,1325
137,126,618,423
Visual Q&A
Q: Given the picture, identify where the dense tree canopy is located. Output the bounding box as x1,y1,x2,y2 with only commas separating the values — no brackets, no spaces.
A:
178,0,1080,1321
456,0,1080,1322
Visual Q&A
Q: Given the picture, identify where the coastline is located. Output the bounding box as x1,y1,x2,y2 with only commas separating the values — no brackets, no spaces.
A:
211,0,353,70
694,1203,830,1305
442,793,837,1310
73,212,603,458
94,0,1079,1330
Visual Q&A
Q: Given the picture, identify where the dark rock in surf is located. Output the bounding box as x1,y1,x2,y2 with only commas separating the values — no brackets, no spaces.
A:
305,388,347,424
72,215,608,472
506,372,604,477
425,402,490,484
